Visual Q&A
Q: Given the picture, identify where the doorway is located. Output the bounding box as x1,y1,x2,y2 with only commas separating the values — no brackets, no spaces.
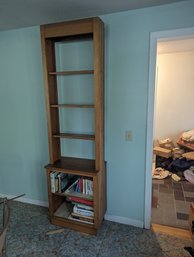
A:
144,27,194,230
152,38,194,229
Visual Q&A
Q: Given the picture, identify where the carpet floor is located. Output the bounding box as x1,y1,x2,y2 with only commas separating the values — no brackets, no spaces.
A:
0,200,193,257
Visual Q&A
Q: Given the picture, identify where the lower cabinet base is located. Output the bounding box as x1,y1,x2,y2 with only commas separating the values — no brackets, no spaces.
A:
50,216,98,235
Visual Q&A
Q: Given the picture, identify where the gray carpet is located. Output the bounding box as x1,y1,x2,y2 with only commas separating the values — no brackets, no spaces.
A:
0,200,193,257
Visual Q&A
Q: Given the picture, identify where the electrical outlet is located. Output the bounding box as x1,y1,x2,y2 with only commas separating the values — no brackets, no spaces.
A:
125,131,132,141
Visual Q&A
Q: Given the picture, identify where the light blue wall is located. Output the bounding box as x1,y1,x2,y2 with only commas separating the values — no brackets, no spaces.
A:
0,27,49,201
102,0,194,222
55,39,95,159
0,0,194,223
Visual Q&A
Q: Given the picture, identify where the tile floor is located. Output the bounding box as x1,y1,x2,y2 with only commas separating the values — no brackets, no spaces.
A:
152,177,194,229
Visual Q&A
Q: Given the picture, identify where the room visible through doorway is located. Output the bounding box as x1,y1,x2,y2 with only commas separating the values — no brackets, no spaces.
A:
151,38,194,229
144,28,194,228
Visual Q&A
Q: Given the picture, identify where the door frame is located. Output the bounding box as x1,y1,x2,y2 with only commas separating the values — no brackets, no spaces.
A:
144,26,194,229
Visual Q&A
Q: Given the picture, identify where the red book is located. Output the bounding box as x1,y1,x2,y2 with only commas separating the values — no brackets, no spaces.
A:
80,177,83,193
68,196,93,206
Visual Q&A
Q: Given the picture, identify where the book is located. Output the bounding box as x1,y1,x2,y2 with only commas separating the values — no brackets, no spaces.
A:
73,205,94,217
73,203,94,211
68,214,94,224
68,196,93,206
55,172,59,192
50,171,58,193
82,178,93,196
58,173,68,193
86,179,93,196
71,201,94,211
71,212,94,220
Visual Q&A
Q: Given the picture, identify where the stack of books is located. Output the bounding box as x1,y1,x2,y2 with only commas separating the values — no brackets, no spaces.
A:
65,177,94,224
50,171,75,193
69,203,94,224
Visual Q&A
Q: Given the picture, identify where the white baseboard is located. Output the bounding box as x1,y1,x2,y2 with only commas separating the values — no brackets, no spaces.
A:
0,193,144,228
105,213,144,228
0,193,48,207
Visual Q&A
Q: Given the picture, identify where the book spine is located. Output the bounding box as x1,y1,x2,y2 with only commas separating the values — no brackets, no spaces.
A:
50,172,55,193
58,173,61,193
55,173,59,192
72,214,94,220
68,215,94,224
83,179,85,194
68,196,93,206
73,206,94,216
76,203,94,211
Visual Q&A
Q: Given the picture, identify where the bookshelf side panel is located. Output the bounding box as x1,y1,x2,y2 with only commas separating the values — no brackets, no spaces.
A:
93,18,104,171
41,29,61,163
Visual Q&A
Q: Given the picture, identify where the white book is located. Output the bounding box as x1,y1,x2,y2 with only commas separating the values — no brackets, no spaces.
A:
50,171,56,193
83,179,86,194
85,179,88,195
89,180,93,196
73,205,94,217
76,203,94,211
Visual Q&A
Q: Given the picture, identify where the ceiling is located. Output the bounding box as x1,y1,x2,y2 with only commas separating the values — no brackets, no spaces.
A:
0,0,184,31
157,38,194,54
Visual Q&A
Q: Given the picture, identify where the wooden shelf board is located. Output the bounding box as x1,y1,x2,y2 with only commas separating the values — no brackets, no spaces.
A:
51,216,96,235
50,104,94,108
49,70,94,76
52,133,95,140
45,157,97,174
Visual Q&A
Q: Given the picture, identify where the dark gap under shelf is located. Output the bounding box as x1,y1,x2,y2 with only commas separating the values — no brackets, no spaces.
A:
49,70,94,76
52,33,93,43
52,133,95,140
50,104,94,108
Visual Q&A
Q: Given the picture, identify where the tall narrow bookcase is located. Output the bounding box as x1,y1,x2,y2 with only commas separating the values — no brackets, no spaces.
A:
40,17,106,235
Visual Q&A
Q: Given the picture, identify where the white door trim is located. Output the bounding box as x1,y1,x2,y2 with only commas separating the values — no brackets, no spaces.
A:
144,26,194,229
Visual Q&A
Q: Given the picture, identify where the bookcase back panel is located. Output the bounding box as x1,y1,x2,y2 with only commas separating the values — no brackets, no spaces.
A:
57,75,94,105
55,39,93,71
59,108,94,134
60,139,95,159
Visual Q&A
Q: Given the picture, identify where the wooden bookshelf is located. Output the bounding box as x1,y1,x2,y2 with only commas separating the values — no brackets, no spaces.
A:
41,17,106,235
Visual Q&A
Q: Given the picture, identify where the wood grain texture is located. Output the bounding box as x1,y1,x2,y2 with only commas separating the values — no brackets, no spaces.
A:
45,156,97,174
93,18,104,172
51,216,97,235
41,17,106,235
152,223,191,241
41,18,94,38
40,29,61,163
